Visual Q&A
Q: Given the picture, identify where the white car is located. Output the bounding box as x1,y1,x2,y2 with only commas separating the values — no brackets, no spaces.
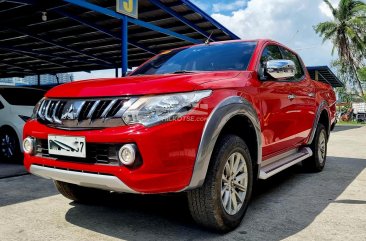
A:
0,86,45,162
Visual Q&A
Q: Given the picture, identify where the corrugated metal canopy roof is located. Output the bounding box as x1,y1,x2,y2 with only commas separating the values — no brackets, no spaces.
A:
307,66,344,88
0,0,239,78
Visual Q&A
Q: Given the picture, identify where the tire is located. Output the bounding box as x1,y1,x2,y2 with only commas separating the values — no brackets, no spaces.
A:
0,127,22,162
54,180,109,203
187,135,253,232
303,123,327,172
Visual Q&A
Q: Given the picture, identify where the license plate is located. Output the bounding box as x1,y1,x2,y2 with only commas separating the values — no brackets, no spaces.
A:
48,135,86,158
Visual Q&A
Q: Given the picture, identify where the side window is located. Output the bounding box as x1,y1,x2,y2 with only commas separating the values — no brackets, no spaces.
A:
0,100,3,109
259,45,282,80
280,47,304,80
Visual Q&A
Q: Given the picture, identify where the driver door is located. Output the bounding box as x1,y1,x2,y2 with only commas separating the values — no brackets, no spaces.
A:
258,45,304,160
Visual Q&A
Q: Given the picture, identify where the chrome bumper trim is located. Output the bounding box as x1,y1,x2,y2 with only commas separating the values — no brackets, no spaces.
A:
30,165,137,194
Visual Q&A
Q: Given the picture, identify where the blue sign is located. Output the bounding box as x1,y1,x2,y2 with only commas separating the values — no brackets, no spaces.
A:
116,0,138,19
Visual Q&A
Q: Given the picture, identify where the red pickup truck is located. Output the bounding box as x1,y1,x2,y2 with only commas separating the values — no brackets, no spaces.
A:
23,39,336,232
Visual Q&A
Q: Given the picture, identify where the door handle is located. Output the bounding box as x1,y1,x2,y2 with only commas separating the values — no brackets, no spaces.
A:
308,92,315,97
288,94,296,100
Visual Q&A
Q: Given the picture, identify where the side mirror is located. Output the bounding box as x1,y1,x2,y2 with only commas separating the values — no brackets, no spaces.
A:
265,60,296,79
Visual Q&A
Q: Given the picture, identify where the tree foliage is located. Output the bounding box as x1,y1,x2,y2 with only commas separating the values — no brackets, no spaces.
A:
315,0,366,96
359,67,366,82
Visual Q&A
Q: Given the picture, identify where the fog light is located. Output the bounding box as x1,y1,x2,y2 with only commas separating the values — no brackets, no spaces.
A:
23,137,35,155
118,144,136,166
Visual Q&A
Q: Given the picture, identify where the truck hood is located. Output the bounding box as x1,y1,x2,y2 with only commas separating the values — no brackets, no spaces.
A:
46,71,240,98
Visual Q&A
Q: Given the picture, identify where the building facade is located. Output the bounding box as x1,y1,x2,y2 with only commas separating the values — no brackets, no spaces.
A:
0,73,73,86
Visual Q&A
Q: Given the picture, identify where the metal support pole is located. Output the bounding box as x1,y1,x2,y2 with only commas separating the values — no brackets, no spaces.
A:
315,70,319,81
121,16,128,77
37,74,41,86
55,74,60,84
115,68,119,78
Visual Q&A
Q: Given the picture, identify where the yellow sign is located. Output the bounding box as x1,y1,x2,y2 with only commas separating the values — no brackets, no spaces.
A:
116,0,138,19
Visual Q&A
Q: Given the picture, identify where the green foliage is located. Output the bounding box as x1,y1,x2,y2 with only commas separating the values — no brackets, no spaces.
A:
338,120,366,126
332,60,358,100
359,67,366,82
314,0,366,96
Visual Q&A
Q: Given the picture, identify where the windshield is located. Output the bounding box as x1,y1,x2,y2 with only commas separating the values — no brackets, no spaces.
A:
131,41,257,76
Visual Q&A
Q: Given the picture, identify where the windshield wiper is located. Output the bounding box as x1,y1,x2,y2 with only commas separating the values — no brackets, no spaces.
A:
169,70,199,74
131,70,200,76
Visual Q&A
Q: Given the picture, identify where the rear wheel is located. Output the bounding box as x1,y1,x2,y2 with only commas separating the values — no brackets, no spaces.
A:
54,180,109,203
187,135,253,232
303,123,327,172
0,127,21,162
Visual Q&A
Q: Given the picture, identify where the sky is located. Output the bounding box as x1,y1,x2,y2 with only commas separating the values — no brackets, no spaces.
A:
74,0,340,80
193,0,340,65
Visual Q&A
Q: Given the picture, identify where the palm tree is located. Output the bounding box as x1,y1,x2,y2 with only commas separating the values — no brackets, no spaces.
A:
314,0,366,96
359,67,366,100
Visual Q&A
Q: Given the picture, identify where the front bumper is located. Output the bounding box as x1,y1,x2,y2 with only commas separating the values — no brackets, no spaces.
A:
30,164,137,193
23,118,206,194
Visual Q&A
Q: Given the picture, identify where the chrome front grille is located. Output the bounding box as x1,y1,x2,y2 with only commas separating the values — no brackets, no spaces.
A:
37,97,133,129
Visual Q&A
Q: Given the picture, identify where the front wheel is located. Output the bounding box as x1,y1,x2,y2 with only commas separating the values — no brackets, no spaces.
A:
303,123,327,172
187,135,253,232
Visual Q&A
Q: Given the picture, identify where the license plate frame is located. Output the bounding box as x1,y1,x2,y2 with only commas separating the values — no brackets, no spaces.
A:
48,135,86,158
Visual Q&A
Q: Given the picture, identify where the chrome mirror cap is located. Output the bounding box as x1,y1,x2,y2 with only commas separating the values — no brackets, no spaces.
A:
265,59,296,79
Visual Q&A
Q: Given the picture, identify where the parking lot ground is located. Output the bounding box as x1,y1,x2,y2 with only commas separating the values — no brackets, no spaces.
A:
0,125,365,241
0,162,27,179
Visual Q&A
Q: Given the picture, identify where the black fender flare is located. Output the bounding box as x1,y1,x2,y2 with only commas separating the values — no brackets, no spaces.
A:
307,100,331,144
184,96,262,190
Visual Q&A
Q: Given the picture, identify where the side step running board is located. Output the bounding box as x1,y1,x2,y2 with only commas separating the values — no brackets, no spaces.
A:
259,147,313,180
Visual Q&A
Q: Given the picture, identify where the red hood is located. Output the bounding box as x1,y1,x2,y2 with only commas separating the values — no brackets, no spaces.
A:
46,71,241,98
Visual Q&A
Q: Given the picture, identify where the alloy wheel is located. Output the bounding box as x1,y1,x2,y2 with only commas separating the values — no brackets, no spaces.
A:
221,152,248,215
318,131,326,164
1,133,16,159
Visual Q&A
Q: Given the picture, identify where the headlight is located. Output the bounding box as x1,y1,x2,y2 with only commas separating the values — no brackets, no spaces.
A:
31,97,45,119
122,90,211,126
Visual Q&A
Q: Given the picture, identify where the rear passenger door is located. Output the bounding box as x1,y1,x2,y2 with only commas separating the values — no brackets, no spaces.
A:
279,47,316,145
